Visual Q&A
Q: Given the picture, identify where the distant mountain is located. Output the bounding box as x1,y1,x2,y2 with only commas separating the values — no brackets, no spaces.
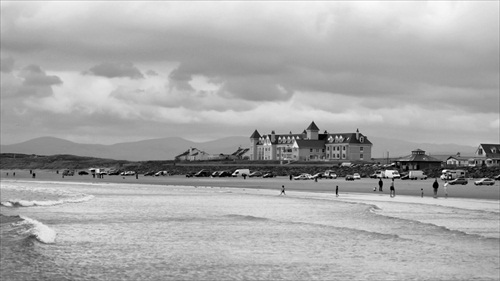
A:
0,136,248,161
1,135,477,161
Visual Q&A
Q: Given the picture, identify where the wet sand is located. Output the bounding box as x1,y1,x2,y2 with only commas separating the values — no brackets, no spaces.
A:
1,169,499,201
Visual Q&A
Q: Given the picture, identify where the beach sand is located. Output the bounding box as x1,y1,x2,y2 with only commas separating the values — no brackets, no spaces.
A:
1,169,499,201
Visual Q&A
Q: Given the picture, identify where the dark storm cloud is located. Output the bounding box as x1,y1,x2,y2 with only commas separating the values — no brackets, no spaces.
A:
84,62,144,79
19,65,63,87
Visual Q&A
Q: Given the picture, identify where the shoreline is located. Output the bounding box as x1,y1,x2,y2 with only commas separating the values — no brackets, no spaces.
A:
1,169,499,201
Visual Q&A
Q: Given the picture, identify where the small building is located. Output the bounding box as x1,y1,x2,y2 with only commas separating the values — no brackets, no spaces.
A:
471,144,500,167
397,149,442,171
175,147,211,161
446,153,475,167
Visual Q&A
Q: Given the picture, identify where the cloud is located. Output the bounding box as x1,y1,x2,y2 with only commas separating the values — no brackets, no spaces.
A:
146,70,158,76
19,65,63,87
0,2,498,146
84,62,144,79
1,57,15,73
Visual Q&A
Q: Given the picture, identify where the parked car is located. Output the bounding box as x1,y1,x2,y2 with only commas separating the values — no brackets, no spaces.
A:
474,178,495,186
345,175,355,181
494,174,500,181
448,178,468,185
78,171,89,175
121,171,136,176
311,173,323,179
185,172,196,178
323,170,337,179
63,170,74,176
400,173,410,180
409,170,427,180
353,173,361,180
249,171,263,177
108,170,121,175
194,169,211,177
155,171,169,176
212,171,231,177
294,173,313,180
143,171,155,176
262,172,276,178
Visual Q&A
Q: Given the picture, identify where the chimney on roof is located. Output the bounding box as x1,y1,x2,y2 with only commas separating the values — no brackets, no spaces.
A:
356,129,359,140
457,152,461,157
271,130,276,142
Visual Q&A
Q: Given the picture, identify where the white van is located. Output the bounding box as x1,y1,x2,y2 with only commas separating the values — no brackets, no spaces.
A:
232,169,250,177
409,170,427,180
383,170,401,179
440,169,466,180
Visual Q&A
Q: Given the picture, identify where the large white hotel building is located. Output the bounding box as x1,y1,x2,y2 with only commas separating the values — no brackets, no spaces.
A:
249,121,373,161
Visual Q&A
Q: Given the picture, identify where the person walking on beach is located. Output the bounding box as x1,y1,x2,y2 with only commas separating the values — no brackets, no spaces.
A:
433,179,439,198
444,180,448,199
421,188,424,198
378,178,383,192
390,179,395,197
335,185,339,197
280,185,286,196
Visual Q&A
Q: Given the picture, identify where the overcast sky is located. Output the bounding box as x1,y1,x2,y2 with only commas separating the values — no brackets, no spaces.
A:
1,1,499,147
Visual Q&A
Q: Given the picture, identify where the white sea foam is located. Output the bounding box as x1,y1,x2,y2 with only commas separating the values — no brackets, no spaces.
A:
0,201,13,207
2,195,94,208
15,216,56,244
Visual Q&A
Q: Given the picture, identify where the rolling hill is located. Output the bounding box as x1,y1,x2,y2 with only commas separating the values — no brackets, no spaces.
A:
0,135,477,161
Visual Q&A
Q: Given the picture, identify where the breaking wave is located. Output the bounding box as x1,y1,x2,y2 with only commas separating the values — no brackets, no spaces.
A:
1,215,57,244
1,194,94,207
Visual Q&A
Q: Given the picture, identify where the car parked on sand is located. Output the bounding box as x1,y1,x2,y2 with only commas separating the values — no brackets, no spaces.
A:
194,169,211,177
369,170,383,179
144,171,155,176
249,171,263,177
294,173,313,180
448,178,468,185
211,171,231,177
400,173,410,180
185,172,196,178
323,170,337,179
63,170,74,176
78,171,89,175
345,175,355,181
353,173,361,180
262,172,276,178
155,171,169,176
311,173,323,180
474,178,495,186
494,174,500,181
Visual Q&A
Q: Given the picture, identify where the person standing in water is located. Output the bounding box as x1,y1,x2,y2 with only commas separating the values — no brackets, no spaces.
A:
280,185,286,196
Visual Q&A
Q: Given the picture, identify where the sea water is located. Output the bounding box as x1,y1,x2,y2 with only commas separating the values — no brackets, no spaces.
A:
1,180,499,281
